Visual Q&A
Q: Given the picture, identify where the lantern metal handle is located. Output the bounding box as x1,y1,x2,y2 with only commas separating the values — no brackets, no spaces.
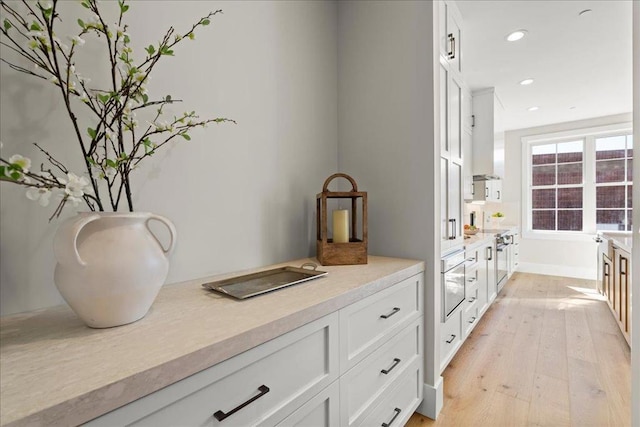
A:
322,173,358,192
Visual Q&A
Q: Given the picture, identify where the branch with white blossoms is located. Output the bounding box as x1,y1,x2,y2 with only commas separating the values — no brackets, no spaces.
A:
0,0,233,218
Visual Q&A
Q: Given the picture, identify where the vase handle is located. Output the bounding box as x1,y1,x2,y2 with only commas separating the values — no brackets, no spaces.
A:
146,214,177,256
53,213,101,267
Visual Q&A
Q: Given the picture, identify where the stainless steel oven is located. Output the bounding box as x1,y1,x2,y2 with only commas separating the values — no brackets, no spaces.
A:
496,234,511,293
441,250,466,321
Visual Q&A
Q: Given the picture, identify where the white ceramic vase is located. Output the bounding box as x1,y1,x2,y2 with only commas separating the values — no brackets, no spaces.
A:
53,212,176,328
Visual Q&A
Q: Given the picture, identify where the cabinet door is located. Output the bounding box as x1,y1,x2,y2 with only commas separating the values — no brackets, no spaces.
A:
462,129,473,201
449,160,464,247
487,244,497,303
446,6,462,74
476,244,490,313
602,253,612,303
448,73,463,161
618,250,630,333
440,62,449,155
441,157,450,248
491,179,503,202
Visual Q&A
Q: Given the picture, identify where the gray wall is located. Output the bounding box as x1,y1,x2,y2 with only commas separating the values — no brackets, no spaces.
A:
0,1,339,315
337,0,441,416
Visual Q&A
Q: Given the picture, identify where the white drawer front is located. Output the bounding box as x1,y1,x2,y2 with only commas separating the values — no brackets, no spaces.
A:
341,318,422,426
276,380,339,427
357,360,422,427
340,274,423,372
463,303,479,337
88,314,338,427
440,308,462,372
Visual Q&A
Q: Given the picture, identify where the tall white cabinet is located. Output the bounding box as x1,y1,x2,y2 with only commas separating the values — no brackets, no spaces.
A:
440,59,464,251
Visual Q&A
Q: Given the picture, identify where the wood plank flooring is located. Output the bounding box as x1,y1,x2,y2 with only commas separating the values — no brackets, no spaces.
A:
407,272,631,427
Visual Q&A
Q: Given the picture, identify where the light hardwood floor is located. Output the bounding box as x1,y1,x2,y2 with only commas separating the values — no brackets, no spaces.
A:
407,272,631,427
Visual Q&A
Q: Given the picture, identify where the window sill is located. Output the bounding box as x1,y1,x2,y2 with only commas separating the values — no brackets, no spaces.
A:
521,231,597,242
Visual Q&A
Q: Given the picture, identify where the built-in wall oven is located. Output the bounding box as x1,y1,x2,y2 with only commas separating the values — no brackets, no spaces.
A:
441,250,466,321
496,234,511,293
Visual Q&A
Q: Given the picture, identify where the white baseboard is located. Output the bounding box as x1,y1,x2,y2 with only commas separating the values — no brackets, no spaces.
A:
516,262,596,280
415,377,443,419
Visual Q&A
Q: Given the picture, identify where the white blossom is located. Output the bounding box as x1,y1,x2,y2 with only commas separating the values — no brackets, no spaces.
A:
38,1,53,9
105,165,117,179
26,187,52,207
50,76,59,85
80,92,90,103
8,154,31,173
70,35,85,46
61,172,92,198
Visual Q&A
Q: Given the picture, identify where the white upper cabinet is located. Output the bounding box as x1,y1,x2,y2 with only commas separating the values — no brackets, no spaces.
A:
472,178,502,203
439,1,464,75
461,86,473,201
472,88,505,179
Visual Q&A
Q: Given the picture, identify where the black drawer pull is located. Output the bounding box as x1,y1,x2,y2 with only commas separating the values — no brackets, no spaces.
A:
468,316,476,324
380,307,400,319
381,358,401,375
468,297,476,303
445,334,456,344
213,385,270,421
382,407,402,427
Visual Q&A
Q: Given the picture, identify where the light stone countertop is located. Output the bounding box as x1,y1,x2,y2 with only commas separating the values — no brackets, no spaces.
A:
0,256,424,427
463,232,495,249
601,232,632,253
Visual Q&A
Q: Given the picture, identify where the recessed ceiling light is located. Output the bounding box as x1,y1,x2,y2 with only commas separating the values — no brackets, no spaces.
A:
519,78,534,85
579,9,592,16
506,30,527,42
569,106,576,110
528,106,539,111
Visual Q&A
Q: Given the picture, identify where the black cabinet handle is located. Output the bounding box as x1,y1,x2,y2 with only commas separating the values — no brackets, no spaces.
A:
381,358,401,375
487,246,493,261
380,307,400,319
382,408,402,427
468,296,476,303
445,334,456,344
497,190,501,200
447,33,455,59
468,316,476,324
448,218,456,240
213,385,270,421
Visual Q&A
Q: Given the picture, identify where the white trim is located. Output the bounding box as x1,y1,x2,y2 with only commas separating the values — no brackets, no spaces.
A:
521,231,597,242
521,121,633,237
416,376,443,419
517,262,596,280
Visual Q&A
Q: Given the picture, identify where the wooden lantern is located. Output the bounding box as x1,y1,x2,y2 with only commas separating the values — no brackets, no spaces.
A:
316,173,367,265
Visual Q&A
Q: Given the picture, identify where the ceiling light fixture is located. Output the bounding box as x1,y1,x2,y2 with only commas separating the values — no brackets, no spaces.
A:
506,30,527,42
528,106,539,111
579,9,592,16
519,78,534,85
569,106,576,110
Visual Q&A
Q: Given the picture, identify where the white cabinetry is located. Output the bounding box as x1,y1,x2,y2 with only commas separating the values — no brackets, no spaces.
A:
508,230,519,277
472,178,502,203
440,59,464,251
472,88,505,180
89,274,424,427
462,86,474,201
439,237,496,373
439,0,464,74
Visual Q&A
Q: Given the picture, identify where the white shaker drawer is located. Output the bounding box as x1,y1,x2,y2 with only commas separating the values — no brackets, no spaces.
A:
88,314,339,427
357,359,422,427
276,380,339,427
339,273,423,372
340,318,422,426
440,308,462,372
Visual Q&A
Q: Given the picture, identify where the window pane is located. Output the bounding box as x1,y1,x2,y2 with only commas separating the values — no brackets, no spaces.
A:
532,165,556,185
532,210,555,230
532,189,556,209
597,210,626,231
532,144,556,165
557,140,583,163
558,187,582,208
627,209,633,231
628,135,633,158
627,159,633,182
558,210,582,231
558,163,582,185
597,185,626,208
628,185,633,208
596,135,627,160
596,159,625,183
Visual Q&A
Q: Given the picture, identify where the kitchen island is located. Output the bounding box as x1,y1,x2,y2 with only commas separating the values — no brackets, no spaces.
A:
0,256,424,427
597,232,632,346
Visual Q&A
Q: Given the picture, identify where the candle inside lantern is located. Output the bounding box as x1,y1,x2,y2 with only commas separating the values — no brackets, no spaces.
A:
332,209,349,243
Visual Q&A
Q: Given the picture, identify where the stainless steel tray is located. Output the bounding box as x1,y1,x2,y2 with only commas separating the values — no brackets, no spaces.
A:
201,263,328,300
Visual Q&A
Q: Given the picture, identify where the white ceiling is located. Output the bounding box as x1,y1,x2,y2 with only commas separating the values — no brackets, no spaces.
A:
456,0,633,132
